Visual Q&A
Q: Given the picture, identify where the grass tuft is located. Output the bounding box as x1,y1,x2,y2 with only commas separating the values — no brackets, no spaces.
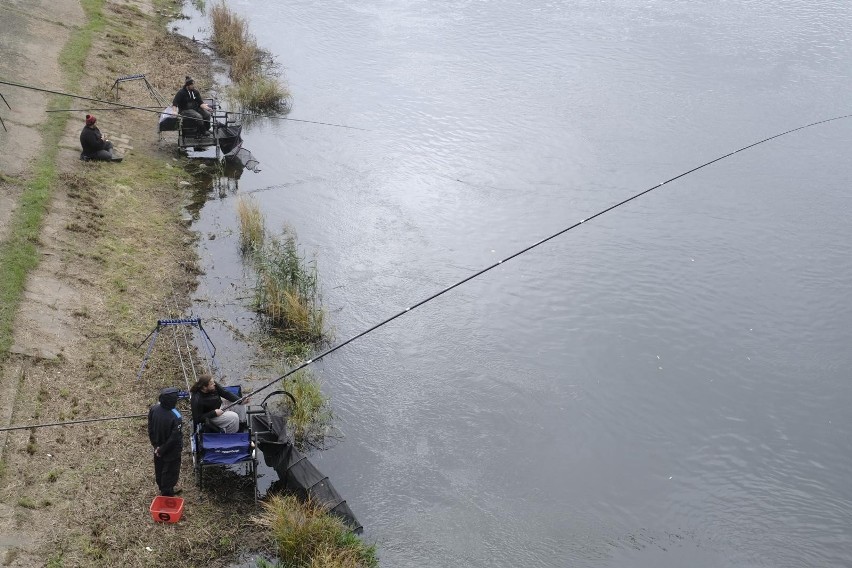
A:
237,196,265,254
280,370,333,449
253,229,327,343
210,1,250,58
232,74,292,112
209,1,290,110
257,495,377,568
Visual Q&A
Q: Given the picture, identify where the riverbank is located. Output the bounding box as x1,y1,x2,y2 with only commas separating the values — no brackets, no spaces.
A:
0,1,271,566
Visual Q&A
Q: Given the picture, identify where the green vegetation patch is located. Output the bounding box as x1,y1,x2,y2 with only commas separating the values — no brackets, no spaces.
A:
280,370,333,449
241,218,327,344
258,495,377,568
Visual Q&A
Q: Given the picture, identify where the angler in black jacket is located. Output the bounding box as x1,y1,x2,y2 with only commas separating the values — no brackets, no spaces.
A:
79,114,120,161
170,76,212,136
148,387,183,496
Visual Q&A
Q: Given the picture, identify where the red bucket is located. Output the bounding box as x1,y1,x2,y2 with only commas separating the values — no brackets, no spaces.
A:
150,496,184,523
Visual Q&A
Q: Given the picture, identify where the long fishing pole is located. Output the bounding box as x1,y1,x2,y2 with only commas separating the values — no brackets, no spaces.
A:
0,409,201,432
0,79,366,130
0,413,147,432
3,113,850,429
226,112,852,409
0,79,170,116
0,91,9,132
46,106,165,113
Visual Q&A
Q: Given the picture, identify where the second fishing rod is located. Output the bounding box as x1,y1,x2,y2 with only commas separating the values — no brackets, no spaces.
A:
0,79,365,131
224,112,852,410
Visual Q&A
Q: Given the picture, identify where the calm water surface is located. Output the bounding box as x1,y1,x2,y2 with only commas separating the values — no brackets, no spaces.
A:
179,1,852,566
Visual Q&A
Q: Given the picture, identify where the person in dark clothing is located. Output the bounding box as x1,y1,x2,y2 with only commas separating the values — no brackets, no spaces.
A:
170,76,212,136
79,114,121,161
148,387,183,496
189,374,242,433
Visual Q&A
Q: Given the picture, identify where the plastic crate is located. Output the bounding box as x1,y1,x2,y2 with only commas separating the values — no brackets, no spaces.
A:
150,496,184,523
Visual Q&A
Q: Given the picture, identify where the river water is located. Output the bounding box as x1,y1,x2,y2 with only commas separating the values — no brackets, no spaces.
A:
177,1,852,566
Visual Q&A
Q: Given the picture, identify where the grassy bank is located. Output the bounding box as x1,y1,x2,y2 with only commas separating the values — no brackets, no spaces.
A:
0,0,105,357
0,2,269,566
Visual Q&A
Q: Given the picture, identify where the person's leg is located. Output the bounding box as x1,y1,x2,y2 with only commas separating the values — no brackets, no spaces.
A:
91,149,113,160
154,456,165,493
159,457,181,496
180,109,203,136
209,410,240,433
199,108,212,133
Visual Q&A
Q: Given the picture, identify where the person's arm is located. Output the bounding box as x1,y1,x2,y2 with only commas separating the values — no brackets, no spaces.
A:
88,128,107,150
215,383,240,403
148,406,157,446
192,392,219,421
157,417,182,456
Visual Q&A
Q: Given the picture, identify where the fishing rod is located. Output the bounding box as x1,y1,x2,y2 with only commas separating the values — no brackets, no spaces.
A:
0,79,168,115
0,408,202,432
0,79,366,131
3,113,850,430
0,91,9,132
0,79,210,126
0,413,146,432
225,112,852,409
46,106,165,113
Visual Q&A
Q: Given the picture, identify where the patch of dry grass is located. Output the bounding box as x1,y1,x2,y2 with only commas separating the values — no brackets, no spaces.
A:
253,230,327,344
257,495,377,568
209,1,290,111
280,370,333,450
237,195,265,254
210,0,250,58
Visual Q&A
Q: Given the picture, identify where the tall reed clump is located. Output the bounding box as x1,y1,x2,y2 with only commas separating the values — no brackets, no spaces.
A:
249,227,326,344
209,1,248,59
209,1,291,111
281,370,333,449
236,196,265,254
257,495,378,568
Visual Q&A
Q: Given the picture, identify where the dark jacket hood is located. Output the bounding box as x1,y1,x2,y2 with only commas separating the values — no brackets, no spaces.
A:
159,387,179,410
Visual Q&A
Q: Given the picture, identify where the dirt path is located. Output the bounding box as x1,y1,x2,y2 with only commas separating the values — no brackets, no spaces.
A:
0,0,82,243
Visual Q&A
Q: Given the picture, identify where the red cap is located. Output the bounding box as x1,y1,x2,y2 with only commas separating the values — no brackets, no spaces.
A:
85,114,96,126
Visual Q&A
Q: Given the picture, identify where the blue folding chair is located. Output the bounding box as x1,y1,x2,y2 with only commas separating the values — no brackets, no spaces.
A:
190,384,258,501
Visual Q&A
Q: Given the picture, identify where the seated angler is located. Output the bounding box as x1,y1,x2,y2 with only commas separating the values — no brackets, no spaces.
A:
171,76,212,137
189,374,242,433
79,114,121,161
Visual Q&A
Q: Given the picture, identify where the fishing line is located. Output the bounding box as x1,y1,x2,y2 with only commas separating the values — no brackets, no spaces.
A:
225,112,852,408
228,110,369,131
